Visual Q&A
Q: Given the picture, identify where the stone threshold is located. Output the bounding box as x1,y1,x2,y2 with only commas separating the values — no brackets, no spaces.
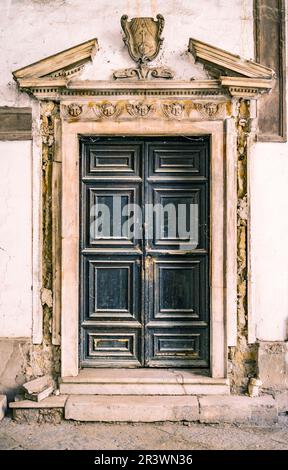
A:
59,368,230,396
9,394,278,425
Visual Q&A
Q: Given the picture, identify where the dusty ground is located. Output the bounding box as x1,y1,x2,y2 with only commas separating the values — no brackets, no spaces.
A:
0,416,288,450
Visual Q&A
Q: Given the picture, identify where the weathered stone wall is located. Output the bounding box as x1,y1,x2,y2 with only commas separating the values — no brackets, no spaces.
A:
229,100,257,393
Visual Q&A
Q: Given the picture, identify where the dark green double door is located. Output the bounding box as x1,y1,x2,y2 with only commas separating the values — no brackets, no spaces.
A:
80,137,210,368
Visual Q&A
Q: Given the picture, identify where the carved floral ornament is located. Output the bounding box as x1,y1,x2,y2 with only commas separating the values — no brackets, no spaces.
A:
62,101,227,121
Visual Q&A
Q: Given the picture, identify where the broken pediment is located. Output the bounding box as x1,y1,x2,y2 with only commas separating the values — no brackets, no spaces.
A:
13,38,98,88
12,35,274,100
188,38,275,80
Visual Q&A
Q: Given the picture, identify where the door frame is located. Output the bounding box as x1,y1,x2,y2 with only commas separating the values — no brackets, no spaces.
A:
60,110,237,379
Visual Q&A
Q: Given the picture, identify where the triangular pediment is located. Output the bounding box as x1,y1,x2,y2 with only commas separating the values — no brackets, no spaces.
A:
188,38,274,79
13,38,98,86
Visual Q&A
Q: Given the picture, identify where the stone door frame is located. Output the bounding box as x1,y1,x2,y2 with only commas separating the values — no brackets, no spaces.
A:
59,97,237,379
12,37,273,382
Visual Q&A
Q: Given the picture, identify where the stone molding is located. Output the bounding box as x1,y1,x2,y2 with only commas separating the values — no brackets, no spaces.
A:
188,37,275,79
13,38,98,84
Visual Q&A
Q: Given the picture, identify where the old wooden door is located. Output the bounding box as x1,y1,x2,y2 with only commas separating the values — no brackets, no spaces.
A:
80,137,210,368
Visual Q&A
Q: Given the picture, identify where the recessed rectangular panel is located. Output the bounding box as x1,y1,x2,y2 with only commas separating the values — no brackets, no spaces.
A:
90,334,133,356
85,143,141,177
156,334,200,357
150,185,207,249
96,267,129,311
84,257,140,321
84,184,141,247
157,263,199,319
148,143,208,178
84,329,141,365
146,330,209,367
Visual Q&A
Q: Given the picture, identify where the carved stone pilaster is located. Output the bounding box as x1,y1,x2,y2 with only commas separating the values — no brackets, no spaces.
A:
41,101,59,147
40,100,62,359
229,98,258,393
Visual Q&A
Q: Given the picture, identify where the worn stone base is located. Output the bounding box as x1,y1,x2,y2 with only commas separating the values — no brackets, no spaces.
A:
0,395,7,420
9,395,67,423
0,338,31,400
13,408,63,424
9,393,281,425
257,341,288,391
274,391,288,413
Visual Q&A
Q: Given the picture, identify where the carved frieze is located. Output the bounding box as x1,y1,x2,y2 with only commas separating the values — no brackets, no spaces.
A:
61,100,230,122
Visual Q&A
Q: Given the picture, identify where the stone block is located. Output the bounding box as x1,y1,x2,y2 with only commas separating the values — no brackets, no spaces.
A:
257,341,288,391
0,338,31,400
199,395,278,425
274,391,288,413
65,395,200,422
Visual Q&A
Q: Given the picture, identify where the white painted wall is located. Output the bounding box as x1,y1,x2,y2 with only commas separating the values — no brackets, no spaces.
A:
250,143,288,341
249,3,288,342
0,141,32,337
1,0,287,343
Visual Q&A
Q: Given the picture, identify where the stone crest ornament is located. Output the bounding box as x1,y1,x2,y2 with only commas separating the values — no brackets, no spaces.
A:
67,103,83,117
121,14,164,63
162,102,185,119
126,102,154,117
114,14,174,80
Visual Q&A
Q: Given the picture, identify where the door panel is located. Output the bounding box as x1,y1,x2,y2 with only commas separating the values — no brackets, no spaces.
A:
83,141,142,178
84,328,142,365
148,185,207,250
80,137,210,368
84,183,141,247
85,257,141,321
154,259,206,320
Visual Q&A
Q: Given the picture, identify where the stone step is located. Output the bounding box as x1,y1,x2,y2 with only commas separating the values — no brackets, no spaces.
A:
9,395,68,410
65,395,200,422
60,369,230,395
64,394,278,424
